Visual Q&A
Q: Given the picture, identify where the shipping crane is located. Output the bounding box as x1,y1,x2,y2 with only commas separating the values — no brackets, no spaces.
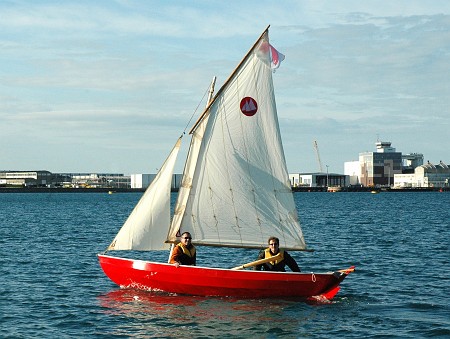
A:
313,140,323,172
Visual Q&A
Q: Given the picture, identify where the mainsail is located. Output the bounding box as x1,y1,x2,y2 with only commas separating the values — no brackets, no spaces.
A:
107,138,182,251
167,28,306,250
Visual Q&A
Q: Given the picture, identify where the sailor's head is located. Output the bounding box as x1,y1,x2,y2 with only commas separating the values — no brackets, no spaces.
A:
268,236,279,251
180,232,192,244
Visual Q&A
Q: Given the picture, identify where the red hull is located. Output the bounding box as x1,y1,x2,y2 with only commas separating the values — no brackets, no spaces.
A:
98,254,354,299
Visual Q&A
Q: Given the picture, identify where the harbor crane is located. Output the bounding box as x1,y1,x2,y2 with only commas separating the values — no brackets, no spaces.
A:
313,140,324,172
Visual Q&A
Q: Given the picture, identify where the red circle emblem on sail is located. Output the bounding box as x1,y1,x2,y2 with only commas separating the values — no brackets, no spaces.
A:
240,97,258,116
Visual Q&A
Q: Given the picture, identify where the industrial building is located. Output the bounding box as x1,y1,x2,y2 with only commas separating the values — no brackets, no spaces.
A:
0,170,55,187
291,140,406,189
2,140,448,190
64,173,130,188
0,170,184,190
295,140,448,189
0,171,130,188
131,173,182,190
394,161,450,188
342,141,449,188
289,172,348,188
358,141,403,186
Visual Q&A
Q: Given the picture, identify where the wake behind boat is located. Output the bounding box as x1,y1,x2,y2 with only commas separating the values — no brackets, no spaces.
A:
98,26,354,300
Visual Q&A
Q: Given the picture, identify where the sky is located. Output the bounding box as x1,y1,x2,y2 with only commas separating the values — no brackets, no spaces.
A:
1,0,449,175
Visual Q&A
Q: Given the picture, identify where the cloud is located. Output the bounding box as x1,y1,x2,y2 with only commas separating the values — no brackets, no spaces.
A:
0,1,449,173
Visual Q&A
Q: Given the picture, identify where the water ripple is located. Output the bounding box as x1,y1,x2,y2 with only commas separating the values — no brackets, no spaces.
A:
0,192,449,338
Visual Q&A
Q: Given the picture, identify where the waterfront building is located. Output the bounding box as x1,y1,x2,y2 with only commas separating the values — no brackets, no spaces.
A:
344,161,360,186
0,170,184,189
402,153,424,173
394,161,450,188
131,174,156,189
344,141,404,187
61,173,131,188
345,142,428,187
359,141,402,187
0,170,53,187
131,173,182,190
289,172,348,188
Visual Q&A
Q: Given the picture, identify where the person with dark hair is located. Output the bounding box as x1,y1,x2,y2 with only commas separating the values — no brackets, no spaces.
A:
254,236,300,272
169,232,196,267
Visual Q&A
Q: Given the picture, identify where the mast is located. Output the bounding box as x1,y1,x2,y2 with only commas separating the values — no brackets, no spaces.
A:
167,76,217,258
207,76,216,103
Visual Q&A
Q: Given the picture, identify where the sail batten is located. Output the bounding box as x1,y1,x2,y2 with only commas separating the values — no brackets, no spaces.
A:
167,30,306,250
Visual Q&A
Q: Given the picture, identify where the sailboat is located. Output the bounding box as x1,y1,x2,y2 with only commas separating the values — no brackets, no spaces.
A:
98,26,354,300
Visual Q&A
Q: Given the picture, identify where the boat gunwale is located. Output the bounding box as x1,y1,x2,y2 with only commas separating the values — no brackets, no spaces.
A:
98,253,341,276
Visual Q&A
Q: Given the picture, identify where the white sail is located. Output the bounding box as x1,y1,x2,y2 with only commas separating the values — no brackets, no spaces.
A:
170,78,215,239
108,138,182,251
167,30,306,250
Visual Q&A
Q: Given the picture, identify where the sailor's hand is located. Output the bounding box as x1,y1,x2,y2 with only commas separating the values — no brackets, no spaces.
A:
174,262,180,268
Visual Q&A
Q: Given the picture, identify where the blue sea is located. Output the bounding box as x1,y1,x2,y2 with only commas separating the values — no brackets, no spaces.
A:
1,191,449,338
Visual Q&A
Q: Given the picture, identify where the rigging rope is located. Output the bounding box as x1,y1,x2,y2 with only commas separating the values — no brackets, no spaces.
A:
182,83,211,136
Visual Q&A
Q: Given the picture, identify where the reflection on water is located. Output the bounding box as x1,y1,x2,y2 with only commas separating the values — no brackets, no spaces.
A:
97,289,326,337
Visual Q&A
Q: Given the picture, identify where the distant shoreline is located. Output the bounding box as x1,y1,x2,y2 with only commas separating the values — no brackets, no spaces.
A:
0,186,448,193
0,187,146,193
292,186,449,192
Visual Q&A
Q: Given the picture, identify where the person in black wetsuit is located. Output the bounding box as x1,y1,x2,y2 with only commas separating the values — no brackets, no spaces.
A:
254,236,300,272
